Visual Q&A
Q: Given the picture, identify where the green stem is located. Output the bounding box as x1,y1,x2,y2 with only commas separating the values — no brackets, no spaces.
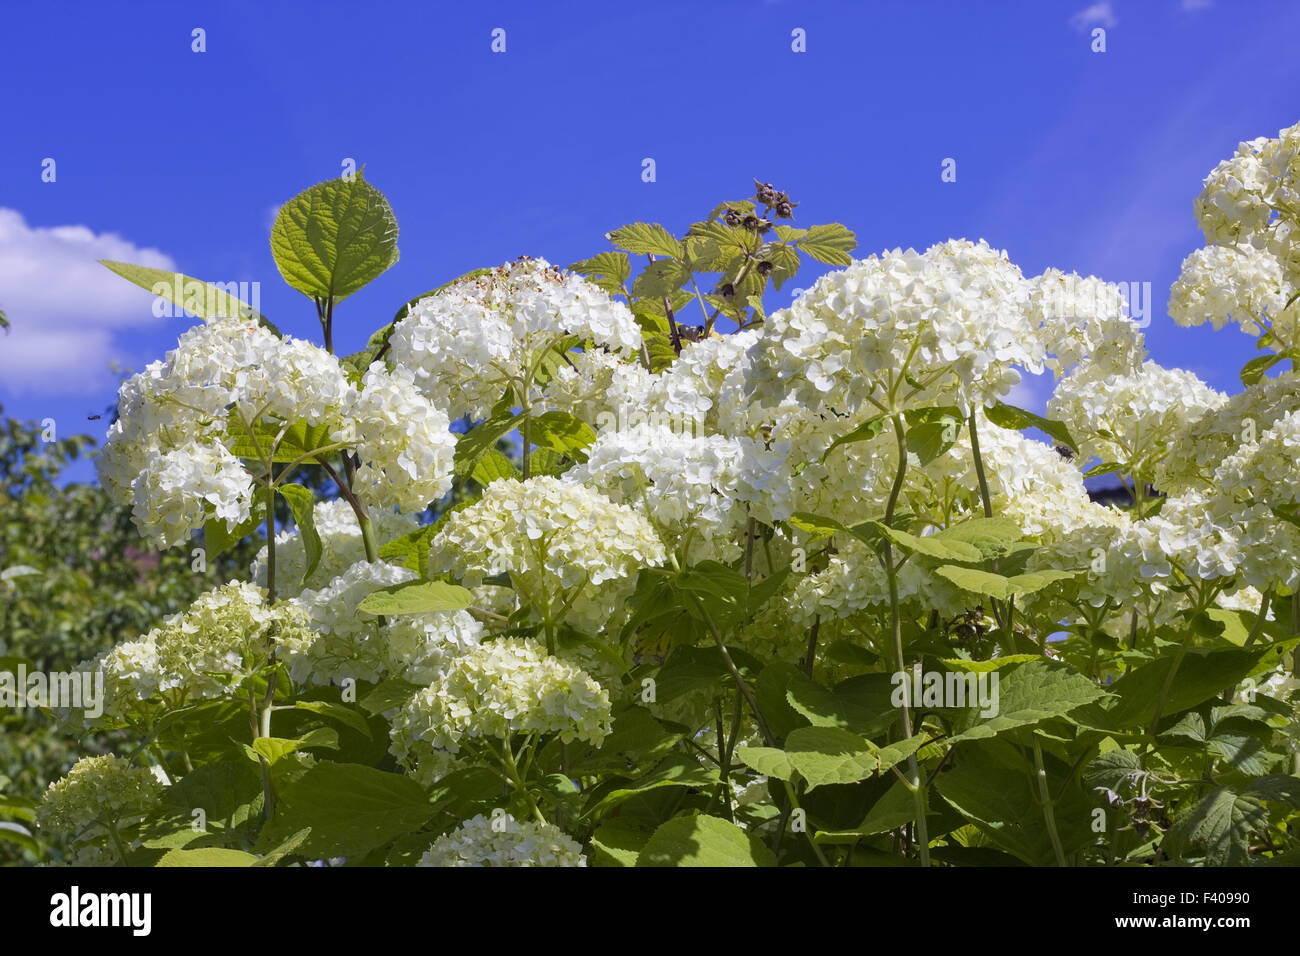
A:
886,414,929,867
1033,738,1068,866
264,483,277,604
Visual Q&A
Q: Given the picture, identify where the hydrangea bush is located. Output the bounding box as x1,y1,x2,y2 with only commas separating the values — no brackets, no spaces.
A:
34,133,1300,866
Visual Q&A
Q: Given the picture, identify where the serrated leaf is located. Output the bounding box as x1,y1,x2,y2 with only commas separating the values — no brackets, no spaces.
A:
934,565,1079,600
1165,787,1265,866
945,660,1104,744
734,745,795,781
568,252,631,295
607,222,683,259
632,259,691,300
528,411,595,459
270,170,399,302
99,260,279,334
255,763,434,861
796,223,857,266
470,449,518,486
356,580,473,616
637,814,776,867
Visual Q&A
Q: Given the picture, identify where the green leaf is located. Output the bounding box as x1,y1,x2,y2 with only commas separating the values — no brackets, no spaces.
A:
783,725,878,789
984,402,1078,452
99,260,279,334
270,170,399,302
936,743,1091,865
245,729,338,766
945,660,1105,744
356,580,473,616
933,565,1079,601
817,779,917,842
934,517,1023,558
880,526,983,563
454,407,521,478
1103,645,1283,730
253,828,313,867
275,483,321,586
255,762,434,861
734,745,796,781
1165,787,1266,866
906,416,959,465
291,700,372,739
637,814,776,867
470,449,518,486
631,259,691,300
568,252,632,295
155,847,258,867
588,819,653,867
795,223,857,266
528,411,596,459
1240,352,1290,387
586,756,717,816
823,415,886,461
607,222,683,259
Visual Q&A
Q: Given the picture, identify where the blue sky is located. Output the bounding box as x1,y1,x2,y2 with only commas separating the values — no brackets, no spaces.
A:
2,0,1299,482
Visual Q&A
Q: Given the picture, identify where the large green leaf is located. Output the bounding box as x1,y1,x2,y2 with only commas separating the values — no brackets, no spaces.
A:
796,223,857,266
607,222,683,259
270,170,399,302
1102,645,1284,730
984,402,1078,452
945,660,1104,744
99,260,279,334
1164,787,1266,866
255,762,433,860
637,814,776,867
934,565,1079,601
528,411,596,459
356,580,474,616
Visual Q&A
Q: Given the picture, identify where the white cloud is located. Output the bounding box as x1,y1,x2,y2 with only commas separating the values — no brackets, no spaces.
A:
0,209,174,394
1070,2,1117,31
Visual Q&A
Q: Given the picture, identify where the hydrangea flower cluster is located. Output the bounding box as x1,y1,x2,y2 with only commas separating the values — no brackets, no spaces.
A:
390,637,612,757
1170,121,1300,348
97,315,455,549
430,476,665,631
36,756,163,844
417,812,587,867
386,257,643,420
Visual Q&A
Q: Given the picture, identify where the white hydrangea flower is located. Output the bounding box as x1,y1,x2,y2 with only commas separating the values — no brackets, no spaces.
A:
390,637,612,756
1168,244,1290,336
284,560,483,688
417,812,586,867
1157,372,1300,495
251,497,420,598
1026,268,1145,376
130,440,255,549
540,346,656,429
430,476,665,632
79,582,316,709
386,257,642,420
98,315,364,548
344,365,457,513
567,423,790,561
1048,360,1226,479
37,756,163,846
744,239,1041,416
